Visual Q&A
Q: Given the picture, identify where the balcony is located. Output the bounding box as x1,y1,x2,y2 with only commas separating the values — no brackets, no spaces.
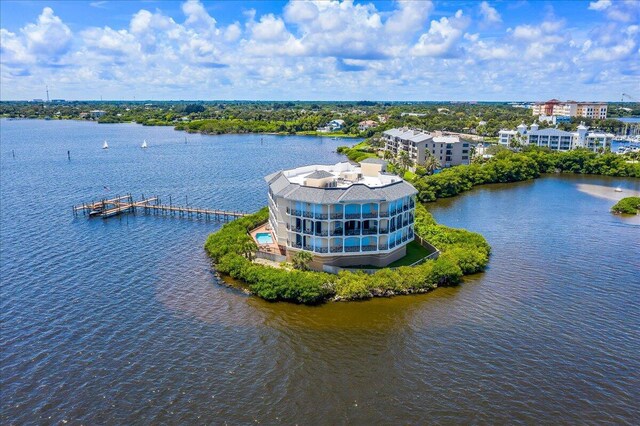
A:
390,226,396,233
344,246,360,252
401,235,408,242
292,243,302,248
345,229,361,236
379,211,389,218
315,213,328,220
330,246,343,253
290,209,302,216
402,204,408,211
345,213,361,219
315,230,328,237
379,227,388,234
362,212,378,219
331,228,344,236
303,228,313,235
378,243,388,250
362,228,378,235
315,247,329,253
303,212,314,218
362,245,377,252
291,226,301,232
330,212,343,220
303,245,314,251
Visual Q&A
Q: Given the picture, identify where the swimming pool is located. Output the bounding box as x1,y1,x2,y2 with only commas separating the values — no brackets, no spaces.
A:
255,232,274,244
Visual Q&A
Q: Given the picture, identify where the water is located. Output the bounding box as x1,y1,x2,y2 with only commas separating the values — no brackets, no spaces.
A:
1,120,639,424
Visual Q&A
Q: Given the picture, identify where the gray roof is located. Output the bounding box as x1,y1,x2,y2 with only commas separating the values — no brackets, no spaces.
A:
360,158,387,165
529,128,573,136
305,170,334,179
270,179,417,204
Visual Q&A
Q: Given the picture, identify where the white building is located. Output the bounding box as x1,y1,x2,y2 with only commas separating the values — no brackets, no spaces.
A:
382,128,471,167
90,110,106,119
532,99,608,119
265,159,417,269
499,122,614,152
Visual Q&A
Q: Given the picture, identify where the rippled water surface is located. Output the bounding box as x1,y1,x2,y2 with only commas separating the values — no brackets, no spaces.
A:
1,120,639,424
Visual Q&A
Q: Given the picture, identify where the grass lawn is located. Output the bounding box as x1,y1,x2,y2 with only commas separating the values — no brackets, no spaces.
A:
348,241,435,270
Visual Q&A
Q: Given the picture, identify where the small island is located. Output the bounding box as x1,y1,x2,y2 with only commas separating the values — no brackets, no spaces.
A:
611,197,640,215
205,159,490,304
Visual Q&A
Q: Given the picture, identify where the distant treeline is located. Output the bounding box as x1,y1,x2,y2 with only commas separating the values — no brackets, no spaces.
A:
3,100,637,137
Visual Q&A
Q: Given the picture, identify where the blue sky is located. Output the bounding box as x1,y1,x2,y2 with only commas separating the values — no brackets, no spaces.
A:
1,0,638,101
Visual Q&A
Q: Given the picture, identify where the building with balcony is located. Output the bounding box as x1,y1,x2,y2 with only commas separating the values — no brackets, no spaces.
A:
265,159,417,269
498,122,613,152
532,99,607,119
382,127,471,167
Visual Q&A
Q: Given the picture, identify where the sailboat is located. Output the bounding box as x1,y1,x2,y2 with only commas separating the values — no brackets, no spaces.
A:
102,140,109,149
141,140,148,149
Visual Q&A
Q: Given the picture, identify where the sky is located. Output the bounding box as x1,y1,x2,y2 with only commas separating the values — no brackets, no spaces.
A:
1,0,638,101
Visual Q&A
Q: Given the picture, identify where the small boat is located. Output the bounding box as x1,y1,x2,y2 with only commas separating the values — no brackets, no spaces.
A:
102,140,109,149
615,187,623,192
141,140,148,149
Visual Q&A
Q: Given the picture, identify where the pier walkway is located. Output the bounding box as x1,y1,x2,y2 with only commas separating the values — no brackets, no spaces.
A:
73,194,248,221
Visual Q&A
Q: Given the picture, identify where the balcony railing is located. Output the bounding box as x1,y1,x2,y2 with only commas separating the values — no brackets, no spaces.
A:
292,243,302,248
315,230,328,237
330,212,343,219
331,229,344,236
315,247,328,253
379,211,389,218
345,213,361,219
362,228,378,235
378,243,388,250
290,209,302,216
362,245,377,252
379,227,388,234
303,228,313,235
303,212,314,218
315,213,328,220
362,212,378,219
345,229,360,236
303,245,314,251
330,246,343,253
344,246,360,252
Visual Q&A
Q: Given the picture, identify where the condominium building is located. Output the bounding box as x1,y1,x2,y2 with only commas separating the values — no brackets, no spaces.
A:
498,122,613,152
265,159,417,268
382,128,471,167
532,99,607,119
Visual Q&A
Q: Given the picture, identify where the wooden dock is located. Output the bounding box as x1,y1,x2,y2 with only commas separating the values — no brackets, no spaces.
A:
73,194,248,221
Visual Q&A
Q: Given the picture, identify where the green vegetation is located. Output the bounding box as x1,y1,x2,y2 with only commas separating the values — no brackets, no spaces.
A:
5,100,636,137
340,141,640,202
611,197,640,215
387,241,433,267
204,205,490,304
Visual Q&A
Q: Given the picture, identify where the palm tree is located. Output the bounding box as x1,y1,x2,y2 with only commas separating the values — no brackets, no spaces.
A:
292,251,313,271
398,150,412,173
424,153,441,175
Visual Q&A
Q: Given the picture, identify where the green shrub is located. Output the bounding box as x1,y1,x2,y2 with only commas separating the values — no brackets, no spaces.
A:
205,204,490,304
611,197,640,215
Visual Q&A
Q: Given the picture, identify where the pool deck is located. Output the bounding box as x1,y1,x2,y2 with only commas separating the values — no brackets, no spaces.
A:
249,223,281,254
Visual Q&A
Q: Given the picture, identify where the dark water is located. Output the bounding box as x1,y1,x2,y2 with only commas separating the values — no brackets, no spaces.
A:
1,120,639,424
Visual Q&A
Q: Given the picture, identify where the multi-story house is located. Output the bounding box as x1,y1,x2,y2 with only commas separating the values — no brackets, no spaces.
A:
382,128,471,167
265,159,417,268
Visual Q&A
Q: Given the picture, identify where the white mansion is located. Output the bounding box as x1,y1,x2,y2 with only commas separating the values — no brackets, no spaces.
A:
265,159,417,268
499,122,614,152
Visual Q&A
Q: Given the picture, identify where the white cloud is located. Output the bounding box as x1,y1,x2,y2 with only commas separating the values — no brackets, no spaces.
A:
479,2,502,24
22,7,72,61
588,0,611,11
385,1,433,35
412,10,470,57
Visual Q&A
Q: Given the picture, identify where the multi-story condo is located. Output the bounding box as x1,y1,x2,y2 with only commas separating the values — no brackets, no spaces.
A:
532,99,607,119
498,122,613,152
265,159,417,268
382,128,471,167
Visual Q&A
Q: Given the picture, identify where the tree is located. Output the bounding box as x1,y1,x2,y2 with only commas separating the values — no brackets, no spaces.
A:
423,152,441,175
398,150,412,173
292,251,313,271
